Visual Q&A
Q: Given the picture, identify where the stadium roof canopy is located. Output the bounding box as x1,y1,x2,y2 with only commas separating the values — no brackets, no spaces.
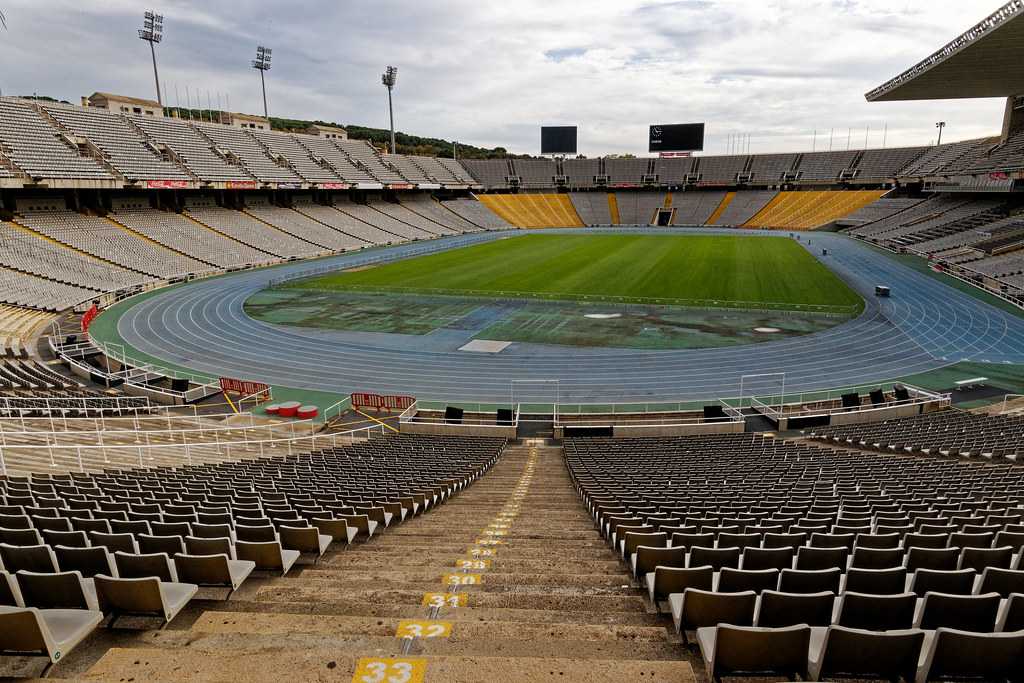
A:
866,1,1024,102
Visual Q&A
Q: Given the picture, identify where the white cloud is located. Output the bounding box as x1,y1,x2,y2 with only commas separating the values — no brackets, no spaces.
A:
0,0,1009,155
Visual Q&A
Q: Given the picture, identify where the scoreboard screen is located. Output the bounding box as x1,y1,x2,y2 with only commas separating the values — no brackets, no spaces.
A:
541,126,578,155
649,123,705,152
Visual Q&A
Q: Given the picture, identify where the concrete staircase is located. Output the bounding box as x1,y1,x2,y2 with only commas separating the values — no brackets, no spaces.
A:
42,441,697,682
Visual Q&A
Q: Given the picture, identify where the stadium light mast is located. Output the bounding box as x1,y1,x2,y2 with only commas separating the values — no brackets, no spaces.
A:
935,121,946,145
138,10,164,106
252,46,272,119
382,66,398,154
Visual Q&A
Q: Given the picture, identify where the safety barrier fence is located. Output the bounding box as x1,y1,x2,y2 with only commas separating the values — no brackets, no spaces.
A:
0,422,386,477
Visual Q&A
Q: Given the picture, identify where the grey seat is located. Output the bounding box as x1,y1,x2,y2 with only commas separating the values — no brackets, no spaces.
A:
796,546,848,571
87,532,138,555
836,591,917,631
850,546,903,570
843,567,907,595
14,570,99,611
234,524,278,543
916,628,1024,683
959,546,1014,573
0,605,103,677
741,546,794,571
0,527,43,546
645,565,713,612
689,546,741,571
632,545,686,580
778,567,841,594
908,569,976,598
311,517,358,546
915,592,1001,633
755,590,834,628
808,625,924,682
113,552,178,582
906,547,961,573
717,567,779,594
278,525,332,562
0,543,58,574
978,567,1024,599
997,593,1024,632
697,624,810,682
93,574,198,628
234,540,299,576
173,553,254,598
184,536,234,559
137,533,185,557
670,588,757,644
0,571,24,607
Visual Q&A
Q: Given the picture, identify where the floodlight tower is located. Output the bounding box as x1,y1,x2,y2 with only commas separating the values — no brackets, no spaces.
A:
138,10,164,106
252,46,272,119
935,121,946,145
382,66,398,154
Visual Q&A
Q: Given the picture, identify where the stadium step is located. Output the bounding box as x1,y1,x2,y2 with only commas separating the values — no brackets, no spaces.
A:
72,442,695,682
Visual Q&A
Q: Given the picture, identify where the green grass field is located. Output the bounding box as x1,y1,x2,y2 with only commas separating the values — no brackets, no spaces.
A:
287,234,863,312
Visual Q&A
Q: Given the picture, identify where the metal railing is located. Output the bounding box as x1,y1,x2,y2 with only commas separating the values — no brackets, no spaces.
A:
1001,395,1024,415
0,422,387,477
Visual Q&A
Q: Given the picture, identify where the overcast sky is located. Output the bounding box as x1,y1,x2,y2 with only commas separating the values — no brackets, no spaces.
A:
0,0,1010,156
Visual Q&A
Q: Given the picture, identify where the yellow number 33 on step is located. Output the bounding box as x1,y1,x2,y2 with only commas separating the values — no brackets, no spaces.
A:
353,657,426,683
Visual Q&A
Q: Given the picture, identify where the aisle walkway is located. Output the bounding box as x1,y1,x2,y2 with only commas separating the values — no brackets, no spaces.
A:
64,442,694,682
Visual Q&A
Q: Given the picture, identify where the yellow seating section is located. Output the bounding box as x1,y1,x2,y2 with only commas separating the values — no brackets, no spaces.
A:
478,194,584,228
705,192,736,225
607,194,621,224
743,190,886,230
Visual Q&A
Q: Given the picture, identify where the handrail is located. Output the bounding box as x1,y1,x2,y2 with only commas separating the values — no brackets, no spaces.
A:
0,422,386,476
1001,394,1024,415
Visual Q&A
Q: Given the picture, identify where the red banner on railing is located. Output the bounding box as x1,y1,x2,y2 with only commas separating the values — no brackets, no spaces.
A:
81,304,99,333
220,377,271,399
145,179,190,189
351,392,415,412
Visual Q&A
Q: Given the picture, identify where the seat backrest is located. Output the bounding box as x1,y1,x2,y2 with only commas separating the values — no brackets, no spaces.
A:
137,534,185,556
742,546,794,571
817,626,924,682
757,590,834,627
844,567,907,595
184,536,232,557
54,545,115,579
906,546,961,572
918,592,1001,633
920,629,1024,682
0,527,43,546
681,588,756,630
651,565,713,600
978,567,1024,599
904,532,949,550
718,568,779,594
14,570,90,610
796,545,848,571
235,540,283,570
635,546,686,575
279,525,318,552
173,553,230,585
191,523,232,539
623,532,667,556
114,551,175,582
710,625,810,680
761,532,806,550
854,533,901,549
998,593,1024,632
235,524,278,542
88,531,138,554
689,546,740,571
0,571,23,607
94,574,164,615
669,532,714,551
837,592,916,631
778,568,841,595
850,547,903,570
960,546,1014,572
0,606,51,658
0,543,57,574
909,568,976,598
